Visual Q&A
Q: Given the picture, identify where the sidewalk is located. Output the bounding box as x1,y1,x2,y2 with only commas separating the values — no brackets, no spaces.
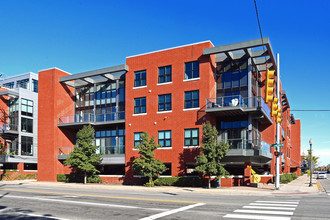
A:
0,175,322,196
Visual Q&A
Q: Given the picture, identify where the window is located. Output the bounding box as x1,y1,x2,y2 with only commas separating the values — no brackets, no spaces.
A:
158,65,172,83
162,163,172,176
24,163,37,171
32,79,38,93
21,99,33,117
134,70,146,87
158,94,171,111
95,128,125,155
21,118,33,133
158,130,171,147
185,61,199,79
184,90,199,109
134,132,143,147
21,136,33,156
134,97,146,114
16,79,29,89
3,82,14,89
184,128,199,146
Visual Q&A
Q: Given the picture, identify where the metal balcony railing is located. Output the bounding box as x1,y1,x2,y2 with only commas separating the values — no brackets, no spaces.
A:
0,124,18,132
58,112,125,124
219,138,270,152
58,145,125,156
206,95,271,118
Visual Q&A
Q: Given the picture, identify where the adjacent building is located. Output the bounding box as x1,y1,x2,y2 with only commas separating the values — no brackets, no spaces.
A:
0,72,38,173
37,38,301,185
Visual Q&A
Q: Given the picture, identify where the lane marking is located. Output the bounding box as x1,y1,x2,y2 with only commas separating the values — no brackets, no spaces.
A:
243,205,296,211
249,203,297,207
139,203,205,220
3,195,167,211
0,188,200,204
234,209,294,215
224,214,291,220
255,201,299,204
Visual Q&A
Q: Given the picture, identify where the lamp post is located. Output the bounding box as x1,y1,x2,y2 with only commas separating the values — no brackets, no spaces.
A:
309,138,313,187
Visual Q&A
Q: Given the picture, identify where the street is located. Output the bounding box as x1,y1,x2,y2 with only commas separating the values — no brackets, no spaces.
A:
0,182,329,220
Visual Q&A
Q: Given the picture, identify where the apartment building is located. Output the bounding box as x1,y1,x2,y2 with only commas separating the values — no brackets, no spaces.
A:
37,38,301,185
0,72,38,173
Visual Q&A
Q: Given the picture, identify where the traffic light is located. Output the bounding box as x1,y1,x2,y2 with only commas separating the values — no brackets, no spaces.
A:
276,110,282,123
265,69,275,103
274,151,283,156
271,97,278,116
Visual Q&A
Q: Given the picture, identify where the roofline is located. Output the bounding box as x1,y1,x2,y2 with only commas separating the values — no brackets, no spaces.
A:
0,72,38,80
38,67,71,75
126,40,214,59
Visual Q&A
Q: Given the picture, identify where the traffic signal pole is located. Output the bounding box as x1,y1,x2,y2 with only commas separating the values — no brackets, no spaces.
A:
275,53,280,190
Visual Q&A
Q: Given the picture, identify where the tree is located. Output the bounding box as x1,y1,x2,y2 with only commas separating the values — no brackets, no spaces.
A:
195,121,229,188
64,125,102,184
305,149,319,171
132,132,167,186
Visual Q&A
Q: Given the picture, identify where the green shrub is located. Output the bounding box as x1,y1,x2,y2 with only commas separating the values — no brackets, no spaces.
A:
144,182,154,187
57,174,67,182
87,175,102,183
279,173,297,184
154,177,203,187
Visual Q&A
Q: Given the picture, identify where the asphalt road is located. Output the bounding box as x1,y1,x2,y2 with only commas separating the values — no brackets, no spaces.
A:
318,177,330,195
0,182,329,220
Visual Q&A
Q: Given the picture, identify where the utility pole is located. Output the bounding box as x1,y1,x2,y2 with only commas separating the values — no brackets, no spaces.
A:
275,53,281,190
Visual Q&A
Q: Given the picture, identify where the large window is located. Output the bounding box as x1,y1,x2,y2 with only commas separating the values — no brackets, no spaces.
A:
95,128,125,155
16,79,29,89
134,97,146,114
21,136,33,156
3,82,14,89
184,129,199,146
21,99,33,117
21,118,33,133
158,130,171,147
158,94,171,111
185,61,199,80
158,65,172,83
184,90,199,109
134,70,146,87
32,79,38,93
134,132,143,147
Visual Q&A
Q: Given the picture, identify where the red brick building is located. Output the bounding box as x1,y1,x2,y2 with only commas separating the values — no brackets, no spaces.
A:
37,38,301,186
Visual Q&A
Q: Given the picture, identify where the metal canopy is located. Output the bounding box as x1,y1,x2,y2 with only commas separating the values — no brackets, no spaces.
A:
281,90,290,108
59,64,129,87
203,37,277,71
0,90,19,98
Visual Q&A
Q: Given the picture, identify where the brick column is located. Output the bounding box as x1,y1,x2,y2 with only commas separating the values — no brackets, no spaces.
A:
244,162,252,186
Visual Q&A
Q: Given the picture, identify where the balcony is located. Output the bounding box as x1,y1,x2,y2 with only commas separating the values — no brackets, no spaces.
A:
206,95,272,124
58,112,125,128
57,145,125,164
220,138,272,163
0,124,19,140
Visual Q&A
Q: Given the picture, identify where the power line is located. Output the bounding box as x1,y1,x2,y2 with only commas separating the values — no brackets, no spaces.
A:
253,0,268,68
291,110,330,112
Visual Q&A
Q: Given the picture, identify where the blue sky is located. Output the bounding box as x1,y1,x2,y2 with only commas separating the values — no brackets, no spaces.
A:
1,0,329,165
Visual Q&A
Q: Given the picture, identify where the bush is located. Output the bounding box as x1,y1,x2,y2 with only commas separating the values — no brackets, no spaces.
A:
57,174,67,182
154,177,203,187
87,175,102,183
57,174,102,183
279,173,297,184
144,182,154,187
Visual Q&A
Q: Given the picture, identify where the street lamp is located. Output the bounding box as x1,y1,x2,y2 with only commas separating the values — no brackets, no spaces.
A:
309,138,313,187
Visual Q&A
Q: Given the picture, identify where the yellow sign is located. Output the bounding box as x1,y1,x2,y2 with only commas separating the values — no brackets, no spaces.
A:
247,165,261,183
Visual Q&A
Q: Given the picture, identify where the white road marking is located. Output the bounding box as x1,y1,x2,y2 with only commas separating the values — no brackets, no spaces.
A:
4,195,167,211
234,209,294,215
243,205,296,210
224,214,291,220
255,200,299,204
139,203,205,220
249,203,297,207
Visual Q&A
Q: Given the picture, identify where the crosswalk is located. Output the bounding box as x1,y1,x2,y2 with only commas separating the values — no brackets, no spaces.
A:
223,199,299,220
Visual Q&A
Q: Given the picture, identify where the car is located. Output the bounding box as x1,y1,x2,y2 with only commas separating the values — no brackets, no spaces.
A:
317,172,327,179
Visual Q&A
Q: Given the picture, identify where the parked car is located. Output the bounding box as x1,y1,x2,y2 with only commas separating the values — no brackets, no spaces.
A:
317,172,327,179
